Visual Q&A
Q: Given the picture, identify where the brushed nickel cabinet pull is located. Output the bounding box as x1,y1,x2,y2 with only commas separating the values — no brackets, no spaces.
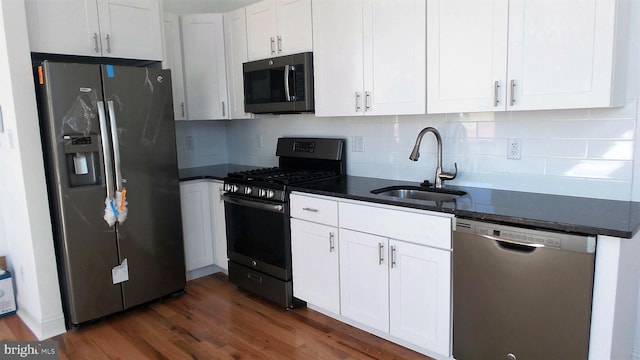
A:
390,245,397,268
510,79,516,106
105,34,111,53
93,33,99,53
378,243,384,265
355,92,362,112
329,232,335,252
365,91,372,111
270,37,275,55
494,81,500,107
277,35,282,53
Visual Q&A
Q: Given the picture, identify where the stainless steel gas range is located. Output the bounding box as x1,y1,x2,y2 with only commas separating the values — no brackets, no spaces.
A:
222,137,345,308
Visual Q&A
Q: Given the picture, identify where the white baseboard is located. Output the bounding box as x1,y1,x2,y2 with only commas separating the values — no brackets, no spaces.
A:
17,308,65,340
186,264,225,281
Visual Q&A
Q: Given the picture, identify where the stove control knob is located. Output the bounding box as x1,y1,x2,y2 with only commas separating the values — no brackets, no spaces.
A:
244,187,253,195
225,184,239,193
265,190,275,199
258,189,266,197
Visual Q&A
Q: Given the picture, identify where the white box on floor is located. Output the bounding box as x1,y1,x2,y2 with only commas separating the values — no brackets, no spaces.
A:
0,271,17,317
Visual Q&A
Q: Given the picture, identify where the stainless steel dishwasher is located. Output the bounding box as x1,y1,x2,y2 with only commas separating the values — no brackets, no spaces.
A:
453,218,596,360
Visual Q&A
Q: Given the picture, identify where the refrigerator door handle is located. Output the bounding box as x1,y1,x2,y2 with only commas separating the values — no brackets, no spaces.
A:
107,101,123,191
97,101,114,199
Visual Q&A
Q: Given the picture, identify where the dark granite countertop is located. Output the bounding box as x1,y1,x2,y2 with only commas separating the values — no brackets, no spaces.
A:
293,176,640,239
179,165,640,238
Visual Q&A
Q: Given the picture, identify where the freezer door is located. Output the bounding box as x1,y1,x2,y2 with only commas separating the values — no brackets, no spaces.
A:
100,65,186,308
36,61,124,325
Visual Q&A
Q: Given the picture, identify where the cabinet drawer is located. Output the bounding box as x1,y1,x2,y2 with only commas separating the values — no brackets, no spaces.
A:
339,202,451,249
290,193,338,226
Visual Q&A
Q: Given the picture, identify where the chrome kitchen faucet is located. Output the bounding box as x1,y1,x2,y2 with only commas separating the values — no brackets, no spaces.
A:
409,127,457,188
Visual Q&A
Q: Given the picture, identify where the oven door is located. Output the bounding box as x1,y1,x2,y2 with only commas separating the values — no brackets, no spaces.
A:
223,193,291,281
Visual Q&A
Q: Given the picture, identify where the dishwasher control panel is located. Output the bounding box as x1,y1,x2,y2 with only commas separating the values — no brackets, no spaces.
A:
454,218,596,254
476,225,561,248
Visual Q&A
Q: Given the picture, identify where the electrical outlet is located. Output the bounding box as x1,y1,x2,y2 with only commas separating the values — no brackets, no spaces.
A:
186,135,194,150
507,139,521,160
256,134,263,148
352,136,364,152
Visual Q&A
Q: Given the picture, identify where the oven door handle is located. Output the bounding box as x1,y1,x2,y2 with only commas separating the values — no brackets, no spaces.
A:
222,194,284,213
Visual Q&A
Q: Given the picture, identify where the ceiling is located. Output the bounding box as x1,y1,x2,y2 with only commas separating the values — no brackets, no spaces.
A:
162,0,260,13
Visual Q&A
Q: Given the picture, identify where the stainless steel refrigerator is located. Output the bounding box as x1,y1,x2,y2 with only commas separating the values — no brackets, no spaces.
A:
35,61,186,327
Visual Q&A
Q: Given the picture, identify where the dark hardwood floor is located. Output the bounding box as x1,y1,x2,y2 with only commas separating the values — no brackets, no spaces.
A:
0,273,433,359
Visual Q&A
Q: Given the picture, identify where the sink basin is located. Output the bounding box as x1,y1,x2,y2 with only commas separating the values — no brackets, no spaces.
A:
371,185,467,202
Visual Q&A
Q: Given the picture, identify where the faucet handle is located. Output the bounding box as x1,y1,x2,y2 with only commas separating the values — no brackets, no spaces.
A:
439,162,458,181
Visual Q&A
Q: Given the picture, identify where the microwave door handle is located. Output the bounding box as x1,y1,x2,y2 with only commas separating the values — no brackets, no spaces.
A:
284,64,291,102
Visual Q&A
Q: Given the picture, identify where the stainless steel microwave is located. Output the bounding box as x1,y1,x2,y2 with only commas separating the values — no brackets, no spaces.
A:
243,52,314,114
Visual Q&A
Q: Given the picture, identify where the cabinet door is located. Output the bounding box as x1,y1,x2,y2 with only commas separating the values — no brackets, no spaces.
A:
291,219,340,314
180,182,214,271
96,0,163,60
246,0,278,60
224,8,252,119
506,0,620,110
25,0,101,57
365,0,426,116
339,229,389,333
275,0,313,56
389,240,451,356
312,0,365,117
209,181,228,271
162,13,186,120
426,0,509,114
181,13,229,120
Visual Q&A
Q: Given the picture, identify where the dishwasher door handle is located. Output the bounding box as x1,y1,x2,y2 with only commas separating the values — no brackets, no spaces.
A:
480,234,542,253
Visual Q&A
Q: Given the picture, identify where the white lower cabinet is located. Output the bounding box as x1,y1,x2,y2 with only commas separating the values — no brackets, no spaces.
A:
179,180,214,271
289,192,452,358
339,229,389,332
179,180,228,278
339,228,451,356
389,239,451,354
291,219,339,314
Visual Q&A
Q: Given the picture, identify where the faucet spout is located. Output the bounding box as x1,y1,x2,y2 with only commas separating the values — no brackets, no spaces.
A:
409,127,457,188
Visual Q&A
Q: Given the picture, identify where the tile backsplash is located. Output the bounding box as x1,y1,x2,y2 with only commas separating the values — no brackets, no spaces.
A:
175,99,639,201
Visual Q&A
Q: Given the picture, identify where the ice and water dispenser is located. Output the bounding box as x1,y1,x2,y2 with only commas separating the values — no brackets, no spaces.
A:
63,134,101,187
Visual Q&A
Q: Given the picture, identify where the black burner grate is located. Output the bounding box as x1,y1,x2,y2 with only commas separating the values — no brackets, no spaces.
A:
227,168,337,185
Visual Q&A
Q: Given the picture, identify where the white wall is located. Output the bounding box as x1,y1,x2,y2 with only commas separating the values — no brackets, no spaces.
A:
175,121,228,168
0,0,65,339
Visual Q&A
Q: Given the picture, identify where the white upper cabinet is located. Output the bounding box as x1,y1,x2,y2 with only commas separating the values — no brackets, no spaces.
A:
26,0,163,60
313,0,426,117
426,0,508,113
162,13,186,120
224,8,252,119
245,0,313,60
427,0,630,113
181,13,229,120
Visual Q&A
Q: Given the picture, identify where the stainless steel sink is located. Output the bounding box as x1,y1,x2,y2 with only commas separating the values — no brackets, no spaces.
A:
371,185,467,202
